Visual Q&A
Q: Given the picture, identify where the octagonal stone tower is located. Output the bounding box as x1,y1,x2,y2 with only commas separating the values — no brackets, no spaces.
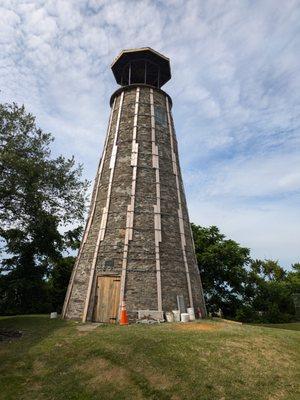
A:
62,48,206,322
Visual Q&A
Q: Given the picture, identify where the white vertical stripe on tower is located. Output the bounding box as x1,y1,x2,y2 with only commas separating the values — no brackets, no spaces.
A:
150,89,163,312
165,97,194,308
82,92,124,322
119,87,140,318
62,97,116,318
99,93,124,241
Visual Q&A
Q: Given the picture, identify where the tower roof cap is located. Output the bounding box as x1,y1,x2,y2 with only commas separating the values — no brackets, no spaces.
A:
111,47,171,87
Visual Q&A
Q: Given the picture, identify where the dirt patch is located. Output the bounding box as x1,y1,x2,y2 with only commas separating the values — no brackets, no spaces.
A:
175,322,225,331
141,369,173,390
76,358,143,398
77,323,102,333
77,357,129,387
0,328,22,342
32,360,48,377
267,389,290,400
216,318,242,325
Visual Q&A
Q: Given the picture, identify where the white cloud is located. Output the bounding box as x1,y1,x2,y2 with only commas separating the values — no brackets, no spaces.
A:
189,198,300,267
0,0,299,267
199,152,300,198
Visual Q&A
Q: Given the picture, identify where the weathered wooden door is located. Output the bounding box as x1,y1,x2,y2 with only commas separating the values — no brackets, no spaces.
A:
94,276,121,323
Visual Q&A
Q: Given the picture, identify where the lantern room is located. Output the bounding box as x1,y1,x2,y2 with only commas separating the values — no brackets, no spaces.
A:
111,47,171,88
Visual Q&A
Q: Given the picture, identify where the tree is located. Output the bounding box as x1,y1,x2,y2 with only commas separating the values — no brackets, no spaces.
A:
192,223,299,323
47,256,75,313
0,103,88,314
242,260,299,323
286,263,300,293
191,224,251,318
287,264,300,319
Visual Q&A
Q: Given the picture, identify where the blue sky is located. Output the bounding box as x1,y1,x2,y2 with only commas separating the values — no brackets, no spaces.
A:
0,0,299,268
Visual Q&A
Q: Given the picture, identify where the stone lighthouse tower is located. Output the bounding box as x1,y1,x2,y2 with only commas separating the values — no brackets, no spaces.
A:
62,48,206,322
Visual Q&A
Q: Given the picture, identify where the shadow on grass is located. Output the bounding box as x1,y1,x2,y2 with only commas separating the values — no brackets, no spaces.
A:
249,322,300,331
0,314,67,343
0,315,75,400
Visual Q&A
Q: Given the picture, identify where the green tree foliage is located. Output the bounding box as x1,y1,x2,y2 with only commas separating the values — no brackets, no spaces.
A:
0,103,88,315
286,263,300,292
239,259,294,322
192,224,300,323
47,256,75,313
192,224,251,318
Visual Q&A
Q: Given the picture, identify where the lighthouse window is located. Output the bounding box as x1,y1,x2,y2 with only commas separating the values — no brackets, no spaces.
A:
104,259,114,268
130,60,145,84
155,106,167,127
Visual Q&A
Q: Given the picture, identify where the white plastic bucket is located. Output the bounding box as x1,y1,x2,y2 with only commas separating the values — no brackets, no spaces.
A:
181,313,190,323
187,307,195,321
172,310,181,322
50,312,58,319
165,312,174,322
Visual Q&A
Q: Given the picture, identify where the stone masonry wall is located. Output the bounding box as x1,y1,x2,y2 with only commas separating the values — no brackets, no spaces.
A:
63,84,206,321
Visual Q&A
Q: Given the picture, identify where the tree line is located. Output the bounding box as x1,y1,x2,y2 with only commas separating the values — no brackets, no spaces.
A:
0,102,299,322
192,224,299,322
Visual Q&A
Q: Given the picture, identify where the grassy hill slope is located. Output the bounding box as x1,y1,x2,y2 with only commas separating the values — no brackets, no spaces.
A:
0,316,299,400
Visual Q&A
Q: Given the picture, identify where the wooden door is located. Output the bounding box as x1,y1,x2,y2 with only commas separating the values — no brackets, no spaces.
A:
94,276,120,323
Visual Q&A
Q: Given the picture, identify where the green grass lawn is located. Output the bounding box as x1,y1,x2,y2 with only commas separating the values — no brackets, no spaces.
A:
258,323,300,331
0,316,299,400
